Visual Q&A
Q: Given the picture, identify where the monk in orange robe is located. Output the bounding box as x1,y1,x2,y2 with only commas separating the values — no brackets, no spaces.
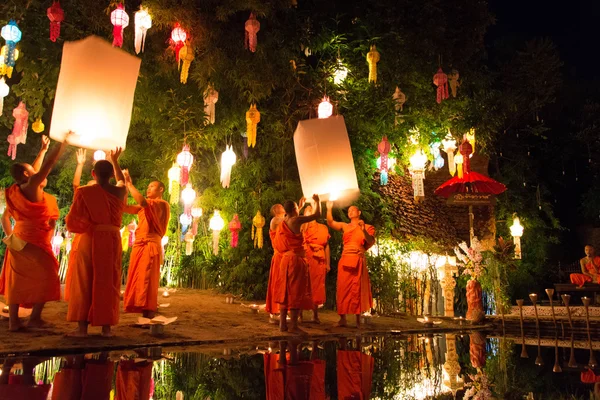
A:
115,359,153,400
309,340,326,400
264,347,285,400
51,354,114,400
337,339,374,400
122,172,170,318
326,202,375,328
570,245,600,287
0,136,69,331
273,195,321,333
66,151,127,337
302,203,330,323
266,204,285,321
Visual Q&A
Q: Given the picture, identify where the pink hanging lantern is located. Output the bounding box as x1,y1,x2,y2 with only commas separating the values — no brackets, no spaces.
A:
47,1,64,42
170,23,187,63
176,144,194,186
127,219,137,247
110,4,129,48
52,233,64,256
7,102,28,160
244,13,260,53
433,67,449,104
228,214,242,248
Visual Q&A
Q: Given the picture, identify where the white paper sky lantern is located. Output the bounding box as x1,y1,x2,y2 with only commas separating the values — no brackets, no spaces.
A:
294,116,359,205
49,36,141,151
93,150,106,161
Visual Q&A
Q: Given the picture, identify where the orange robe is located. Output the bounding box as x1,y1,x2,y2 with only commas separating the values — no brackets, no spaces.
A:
309,359,326,400
285,362,314,400
115,360,153,400
264,353,285,400
273,222,313,310
303,222,330,306
337,224,375,315
124,199,170,313
51,361,114,400
337,350,374,400
570,256,600,287
65,185,124,326
266,229,285,314
0,184,60,306
0,375,51,400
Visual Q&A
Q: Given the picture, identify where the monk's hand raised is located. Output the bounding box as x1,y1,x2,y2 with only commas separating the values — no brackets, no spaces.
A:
122,169,132,185
41,135,50,151
109,147,123,163
326,201,333,209
312,194,320,203
76,148,87,165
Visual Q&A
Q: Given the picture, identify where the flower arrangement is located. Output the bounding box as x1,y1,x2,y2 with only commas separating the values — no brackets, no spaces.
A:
463,371,494,400
454,236,484,279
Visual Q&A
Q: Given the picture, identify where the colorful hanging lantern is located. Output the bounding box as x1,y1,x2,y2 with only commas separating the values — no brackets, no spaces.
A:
179,43,194,84
176,144,194,186
454,152,464,179
93,150,106,161
366,44,380,84
110,4,129,48
1,20,22,78
170,23,187,63
409,149,427,202
32,118,45,133
47,2,65,43
228,214,242,248
377,136,391,186
333,59,348,85
209,210,225,255
134,6,152,54
167,163,181,205
251,210,265,249
191,206,202,235
246,104,260,148
180,213,192,229
442,131,457,176
121,227,129,251
430,142,444,170
7,102,28,160
52,233,64,256
459,138,473,176
220,145,237,188
203,84,218,124
181,183,196,214
184,231,195,256
318,96,333,119
448,69,460,97
466,128,476,156
510,215,524,260
0,77,8,116
244,13,260,53
127,219,137,248
433,67,449,104
393,86,406,125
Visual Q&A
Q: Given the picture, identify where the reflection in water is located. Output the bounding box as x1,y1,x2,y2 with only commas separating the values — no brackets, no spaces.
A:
1,332,600,398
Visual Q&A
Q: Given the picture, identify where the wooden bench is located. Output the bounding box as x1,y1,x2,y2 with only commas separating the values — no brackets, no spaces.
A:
554,283,600,305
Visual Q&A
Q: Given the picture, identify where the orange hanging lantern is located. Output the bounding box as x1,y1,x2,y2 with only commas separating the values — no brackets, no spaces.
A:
176,144,194,186
179,43,194,84
433,67,449,104
244,13,260,53
110,4,129,48
47,1,64,42
246,104,260,148
170,23,187,63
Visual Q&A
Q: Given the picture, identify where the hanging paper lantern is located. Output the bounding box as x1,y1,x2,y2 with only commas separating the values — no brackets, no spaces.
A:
191,206,202,235
181,183,196,215
251,211,265,249
0,77,8,116
246,104,260,148
393,86,406,125
161,235,169,255
441,131,457,176
1,20,22,78
203,84,219,124
409,149,427,202
317,96,333,119
32,118,45,133
220,145,237,188
244,13,260,53
180,213,192,227
430,142,444,170
228,214,242,248
466,128,476,156
127,219,137,248
179,44,194,84
170,23,187,63
366,44,380,84
333,59,348,85
433,67,449,104
65,231,72,254
110,4,129,48
184,231,195,256
510,215,524,260
167,163,181,205
47,1,65,43
209,210,225,255
52,233,64,256
377,136,391,186
176,144,194,186
7,102,28,160
458,139,473,176
454,152,464,179
448,69,460,98
121,227,129,251
134,6,152,54
93,150,106,161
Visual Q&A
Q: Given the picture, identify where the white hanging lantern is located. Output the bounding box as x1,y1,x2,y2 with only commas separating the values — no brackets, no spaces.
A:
209,210,225,255
181,183,196,206
220,145,237,188
333,59,348,85
442,131,457,176
0,77,9,116
317,96,333,119
52,233,64,256
510,215,524,260
179,213,192,227
93,150,106,161
134,6,152,54
409,149,427,202
430,142,444,170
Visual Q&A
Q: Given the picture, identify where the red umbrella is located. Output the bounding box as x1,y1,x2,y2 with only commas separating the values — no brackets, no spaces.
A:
435,170,506,198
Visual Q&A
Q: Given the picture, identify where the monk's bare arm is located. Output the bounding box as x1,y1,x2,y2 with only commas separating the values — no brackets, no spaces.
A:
581,259,594,278
109,148,125,185
28,138,70,188
325,201,344,231
291,195,321,230
1,209,12,236
325,244,331,271
124,205,143,214
72,149,86,191
359,221,375,247
270,217,282,231
32,136,50,173
123,171,149,208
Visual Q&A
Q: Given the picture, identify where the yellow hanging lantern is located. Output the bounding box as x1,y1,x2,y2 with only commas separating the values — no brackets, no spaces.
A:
121,227,129,251
454,152,464,179
252,210,265,248
179,43,194,84
466,128,476,155
184,230,195,256
246,104,260,148
409,149,428,202
32,118,45,133
209,210,225,256
366,44,380,84
167,163,181,205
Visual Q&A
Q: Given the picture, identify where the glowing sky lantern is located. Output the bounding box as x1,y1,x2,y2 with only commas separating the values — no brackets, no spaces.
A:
48,36,141,151
93,150,106,161
170,23,187,63
134,6,152,54
1,20,22,78
317,96,333,119
47,1,65,42
209,210,225,255
442,131,457,176
0,77,8,115
510,215,524,260
409,149,428,202
220,145,237,188
176,144,194,186
110,4,129,48
244,13,260,53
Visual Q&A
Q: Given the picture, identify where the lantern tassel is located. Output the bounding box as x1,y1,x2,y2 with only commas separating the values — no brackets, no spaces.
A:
448,151,456,176
50,21,61,42
134,27,147,54
113,26,124,48
180,167,189,186
212,230,220,255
